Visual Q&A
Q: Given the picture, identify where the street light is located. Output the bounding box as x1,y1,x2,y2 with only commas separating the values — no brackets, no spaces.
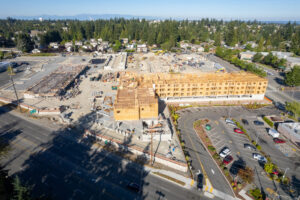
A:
282,167,289,181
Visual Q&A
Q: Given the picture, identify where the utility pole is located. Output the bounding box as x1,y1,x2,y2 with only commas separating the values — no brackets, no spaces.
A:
7,66,21,111
282,168,289,181
150,131,153,166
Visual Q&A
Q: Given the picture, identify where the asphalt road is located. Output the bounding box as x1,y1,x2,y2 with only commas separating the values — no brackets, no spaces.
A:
177,108,235,197
177,106,300,199
0,108,210,200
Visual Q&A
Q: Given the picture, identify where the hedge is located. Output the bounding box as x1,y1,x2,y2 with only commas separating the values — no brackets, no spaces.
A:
263,116,274,127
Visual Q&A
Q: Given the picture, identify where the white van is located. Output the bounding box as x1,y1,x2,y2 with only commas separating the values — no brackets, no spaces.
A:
268,129,280,138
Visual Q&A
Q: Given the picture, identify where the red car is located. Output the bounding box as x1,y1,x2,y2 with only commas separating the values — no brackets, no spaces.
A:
273,138,286,144
234,128,244,134
223,155,233,165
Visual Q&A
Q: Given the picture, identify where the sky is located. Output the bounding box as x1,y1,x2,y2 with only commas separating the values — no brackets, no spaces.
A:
0,0,300,21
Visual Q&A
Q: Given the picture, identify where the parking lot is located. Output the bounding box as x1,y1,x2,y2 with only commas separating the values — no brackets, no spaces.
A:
177,106,300,199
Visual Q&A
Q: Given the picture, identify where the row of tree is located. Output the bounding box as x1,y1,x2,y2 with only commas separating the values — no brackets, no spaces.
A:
215,47,267,77
0,18,300,54
252,53,287,69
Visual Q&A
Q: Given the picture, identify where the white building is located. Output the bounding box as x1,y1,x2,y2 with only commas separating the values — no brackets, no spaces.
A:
277,122,300,146
75,41,83,46
49,42,59,49
271,51,294,59
137,44,148,53
240,51,256,60
286,57,300,69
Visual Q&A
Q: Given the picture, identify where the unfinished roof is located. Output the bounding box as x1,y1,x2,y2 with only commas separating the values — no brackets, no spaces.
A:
114,87,157,109
120,71,268,87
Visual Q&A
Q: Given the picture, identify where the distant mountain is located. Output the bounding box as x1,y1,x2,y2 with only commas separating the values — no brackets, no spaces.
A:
2,14,164,20
1,14,299,24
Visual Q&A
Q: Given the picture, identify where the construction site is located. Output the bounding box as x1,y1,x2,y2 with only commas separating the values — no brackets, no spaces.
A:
24,65,88,98
114,71,268,118
127,52,221,73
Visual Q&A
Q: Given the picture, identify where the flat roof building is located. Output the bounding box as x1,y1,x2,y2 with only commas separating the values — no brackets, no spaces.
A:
278,122,300,147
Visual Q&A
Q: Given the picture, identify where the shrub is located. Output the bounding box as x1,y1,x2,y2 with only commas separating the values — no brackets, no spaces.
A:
238,167,254,183
213,153,220,159
249,188,263,200
256,145,262,151
237,183,242,189
208,145,216,151
263,116,274,127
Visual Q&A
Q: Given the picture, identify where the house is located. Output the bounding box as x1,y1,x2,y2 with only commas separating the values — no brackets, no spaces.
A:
126,44,135,50
286,57,300,69
62,27,68,31
97,38,103,44
137,44,148,53
49,42,59,49
65,42,73,52
75,41,83,46
90,41,98,48
90,38,96,43
32,49,41,54
239,51,256,60
121,38,129,44
30,30,42,38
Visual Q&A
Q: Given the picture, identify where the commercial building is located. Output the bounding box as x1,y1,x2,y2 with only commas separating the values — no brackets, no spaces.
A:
113,72,268,120
277,122,300,147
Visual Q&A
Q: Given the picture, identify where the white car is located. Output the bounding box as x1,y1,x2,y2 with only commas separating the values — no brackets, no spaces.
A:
219,147,231,158
225,118,236,126
253,153,267,163
268,129,280,138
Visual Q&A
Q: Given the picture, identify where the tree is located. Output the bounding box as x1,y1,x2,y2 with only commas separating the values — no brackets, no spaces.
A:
285,101,300,119
285,66,300,86
112,40,121,52
238,167,254,183
252,53,263,62
12,176,31,200
257,37,264,52
264,162,275,174
16,34,34,53
0,51,4,60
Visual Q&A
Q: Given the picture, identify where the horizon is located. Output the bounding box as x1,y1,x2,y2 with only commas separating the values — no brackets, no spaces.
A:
1,0,300,21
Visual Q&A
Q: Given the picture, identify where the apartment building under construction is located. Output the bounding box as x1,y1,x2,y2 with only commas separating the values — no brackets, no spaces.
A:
114,72,268,120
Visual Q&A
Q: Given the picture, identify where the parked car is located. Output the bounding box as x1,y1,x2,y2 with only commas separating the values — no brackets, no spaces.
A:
223,155,233,165
242,119,249,125
273,138,286,144
268,129,280,138
197,173,203,190
205,124,211,131
127,183,140,193
234,128,244,134
225,118,236,126
253,153,267,163
244,144,256,151
219,147,231,158
253,120,264,126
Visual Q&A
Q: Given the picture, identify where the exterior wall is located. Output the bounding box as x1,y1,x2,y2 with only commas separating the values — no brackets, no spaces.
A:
162,94,265,103
155,80,267,99
85,131,187,172
139,103,159,119
114,107,139,121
